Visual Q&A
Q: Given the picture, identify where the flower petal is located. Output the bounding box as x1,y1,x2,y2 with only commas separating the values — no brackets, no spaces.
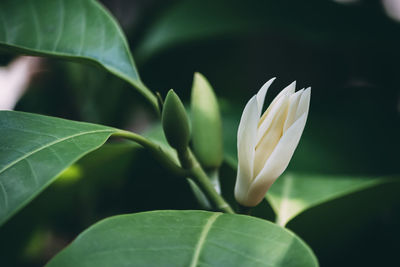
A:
235,95,259,203
283,89,304,132
0,57,39,110
271,81,296,107
256,78,276,116
256,92,289,144
295,87,311,120
248,113,308,206
254,95,290,176
257,81,296,141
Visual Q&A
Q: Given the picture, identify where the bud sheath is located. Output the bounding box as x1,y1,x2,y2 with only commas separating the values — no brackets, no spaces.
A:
191,73,223,169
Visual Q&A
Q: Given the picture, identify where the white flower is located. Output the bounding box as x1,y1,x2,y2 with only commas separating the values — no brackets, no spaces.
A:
0,56,40,110
235,78,311,207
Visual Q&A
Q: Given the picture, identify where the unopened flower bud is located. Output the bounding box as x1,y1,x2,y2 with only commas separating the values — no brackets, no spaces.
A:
162,89,191,151
191,73,223,169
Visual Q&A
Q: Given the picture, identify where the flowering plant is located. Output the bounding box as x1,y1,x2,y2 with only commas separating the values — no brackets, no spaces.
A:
235,79,310,207
0,1,396,266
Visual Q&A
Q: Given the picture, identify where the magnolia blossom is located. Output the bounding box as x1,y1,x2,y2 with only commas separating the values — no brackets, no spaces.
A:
235,78,310,207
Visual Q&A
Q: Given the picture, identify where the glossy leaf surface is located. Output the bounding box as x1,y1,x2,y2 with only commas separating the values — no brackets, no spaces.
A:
0,111,117,225
0,0,157,108
136,0,400,62
266,173,394,226
47,210,318,267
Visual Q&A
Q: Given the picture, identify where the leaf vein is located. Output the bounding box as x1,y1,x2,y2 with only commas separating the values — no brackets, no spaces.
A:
207,240,275,266
2,127,59,140
98,12,106,62
25,158,38,188
209,226,282,243
28,0,41,49
189,213,221,267
78,0,86,55
0,7,8,42
0,129,113,175
48,147,65,164
0,180,8,211
52,0,64,51
276,174,294,226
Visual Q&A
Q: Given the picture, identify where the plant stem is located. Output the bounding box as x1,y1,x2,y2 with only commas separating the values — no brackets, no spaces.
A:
177,148,192,169
112,130,185,177
136,83,161,116
179,148,234,214
207,169,221,194
190,164,234,214
114,130,235,214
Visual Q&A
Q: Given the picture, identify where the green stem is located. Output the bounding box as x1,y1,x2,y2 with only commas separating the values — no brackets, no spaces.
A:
207,169,221,195
112,131,185,177
136,82,160,116
177,148,192,169
179,148,234,214
113,130,234,214
190,165,234,214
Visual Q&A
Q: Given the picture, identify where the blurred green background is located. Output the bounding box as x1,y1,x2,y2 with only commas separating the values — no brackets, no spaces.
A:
0,0,399,266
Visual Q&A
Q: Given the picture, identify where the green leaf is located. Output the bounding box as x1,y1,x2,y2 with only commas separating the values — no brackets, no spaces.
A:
136,0,400,62
47,210,318,267
0,111,118,226
0,142,141,266
0,0,157,110
266,173,395,226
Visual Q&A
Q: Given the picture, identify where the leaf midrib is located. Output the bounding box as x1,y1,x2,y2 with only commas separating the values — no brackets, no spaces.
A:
276,174,293,226
0,129,114,175
189,213,221,267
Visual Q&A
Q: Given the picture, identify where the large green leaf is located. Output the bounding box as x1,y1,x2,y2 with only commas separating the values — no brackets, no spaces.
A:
266,173,395,226
136,0,400,62
0,142,141,266
0,110,118,226
47,210,318,267
0,0,157,109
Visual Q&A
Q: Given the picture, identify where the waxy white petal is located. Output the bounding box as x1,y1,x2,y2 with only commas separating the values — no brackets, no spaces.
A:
254,95,290,176
256,78,275,116
295,87,311,120
257,92,289,144
283,89,304,132
236,96,259,201
234,79,310,207
271,81,296,107
0,57,39,110
258,81,295,124
248,113,308,206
